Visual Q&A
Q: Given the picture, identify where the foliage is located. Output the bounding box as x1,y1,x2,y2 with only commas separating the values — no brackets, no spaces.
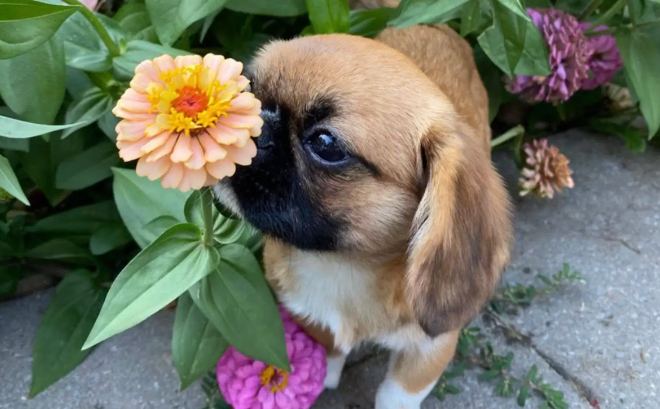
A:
0,0,654,399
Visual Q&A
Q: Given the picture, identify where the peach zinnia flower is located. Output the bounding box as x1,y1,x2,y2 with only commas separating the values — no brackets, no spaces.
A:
113,54,262,191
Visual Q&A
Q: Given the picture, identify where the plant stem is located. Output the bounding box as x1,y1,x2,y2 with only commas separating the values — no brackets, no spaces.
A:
491,125,525,148
579,0,607,21
585,26,616,36
62,0,121,57
584,0,626,34
202,188,215,246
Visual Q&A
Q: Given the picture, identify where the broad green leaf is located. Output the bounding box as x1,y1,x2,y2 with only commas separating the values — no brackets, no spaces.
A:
63,87,114,137
190,244,290,371
146,0,229,46
31,200,121,234
627,0,660,24
390,0,470,28
184,190,212,229
173,292,229,390
65,66,94,99
56,140,120,190
144,215,180,238
515,21,551,76
212,12,272,62
0,153,29,205
493,0,528,18
97,111,120,141
58,12,126,72
112,167,191,248
24,239,93,264
349,7,397,38
90,224,132,255
0,1,79,59
482,0,527,76
305,0,350,34
474,45,504,123
0,137,29,151
114,0,158,42
113,40,189,80
83,223,219,349
0,34,65,125
225,0,307,16
29,270,106,397
460,0,482,37
616,25,660,138
0,115,84,138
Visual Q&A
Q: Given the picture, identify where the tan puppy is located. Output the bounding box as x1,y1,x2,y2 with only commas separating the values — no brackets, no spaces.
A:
214,25,512,408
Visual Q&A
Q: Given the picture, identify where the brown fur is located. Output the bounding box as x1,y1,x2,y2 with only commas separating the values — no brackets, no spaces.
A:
245,19,512,400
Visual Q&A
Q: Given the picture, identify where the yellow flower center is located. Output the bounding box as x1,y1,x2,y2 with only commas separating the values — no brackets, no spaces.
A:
260,365,289,393
147,65,239,136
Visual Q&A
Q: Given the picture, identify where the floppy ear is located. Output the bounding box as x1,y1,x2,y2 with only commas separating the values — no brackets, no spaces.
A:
406,121,512,337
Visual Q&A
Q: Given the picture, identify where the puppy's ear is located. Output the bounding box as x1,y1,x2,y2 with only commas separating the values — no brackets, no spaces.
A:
406,121,512,337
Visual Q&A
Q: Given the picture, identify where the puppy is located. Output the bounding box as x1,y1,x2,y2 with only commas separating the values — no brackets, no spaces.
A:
214,25,512,409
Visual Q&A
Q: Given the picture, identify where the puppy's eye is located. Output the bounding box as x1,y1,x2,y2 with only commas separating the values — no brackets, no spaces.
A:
306,131,349,163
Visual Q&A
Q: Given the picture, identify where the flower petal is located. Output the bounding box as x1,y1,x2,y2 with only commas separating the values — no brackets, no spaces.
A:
141,131,171,154
135,59,161,83
175,55,203,68
218,58,243,84
184,137,206,169
161,162,184,189
226,139,256,166
147,133,178,162
236,75,250,91
118,120,151,141
130,73,153,93
206,125,241,145
153,55,175,75
206,159,236,180
198,132,227,162
118,137,151,161
171,134,193,163
220,113,261,130
228,93,256,111
137,155,170,181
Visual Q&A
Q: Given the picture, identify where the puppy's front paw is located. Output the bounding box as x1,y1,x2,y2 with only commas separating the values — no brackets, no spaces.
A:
323,354,347,389
375,378,428,409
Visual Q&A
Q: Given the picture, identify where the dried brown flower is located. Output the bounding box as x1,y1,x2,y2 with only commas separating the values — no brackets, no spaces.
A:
519,139,575,199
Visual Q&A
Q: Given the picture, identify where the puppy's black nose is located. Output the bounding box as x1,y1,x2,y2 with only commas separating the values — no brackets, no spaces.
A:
255,105,278,150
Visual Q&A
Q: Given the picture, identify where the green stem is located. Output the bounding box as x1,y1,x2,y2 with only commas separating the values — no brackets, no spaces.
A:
491,125,525,148
579,0,607,21
585,26,616,36
62,0,121,57
584,0,626,34
202,188,215,246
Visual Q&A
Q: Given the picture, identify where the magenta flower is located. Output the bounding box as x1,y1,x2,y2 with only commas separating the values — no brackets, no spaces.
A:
507,8,592,104
216,307,327,409
579,24,622,90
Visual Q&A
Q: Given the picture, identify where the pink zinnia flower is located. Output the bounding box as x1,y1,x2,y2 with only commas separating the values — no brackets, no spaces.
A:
216,307,327,409
579,24,622,90
113,54,263,192
507,9,592,104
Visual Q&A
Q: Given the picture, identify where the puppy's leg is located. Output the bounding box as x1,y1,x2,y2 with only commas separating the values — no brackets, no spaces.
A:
375,331,459,409
290,314,347,389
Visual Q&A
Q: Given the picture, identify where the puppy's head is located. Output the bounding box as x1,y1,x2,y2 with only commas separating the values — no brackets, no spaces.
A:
215,34,512,335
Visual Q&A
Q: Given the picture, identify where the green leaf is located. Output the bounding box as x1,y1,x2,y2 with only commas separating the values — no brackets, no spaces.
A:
90,224,132,255
225,0,307,16
184,190,209,228
478,368,501,381
146,0,229,46
390,0,470,28
144,215,180,237
0,1,79,59
113,40,189,80
172,292,229,390
305,0,350,34
0,34,65,125
97,112,120,141
0,153,29,205
56,140,120,190
211,12,272,62
616,25,660,138
58,12,125,72
474,45,504,123
63,87,114,138
29,270,106,397
460,0,482,37
114,0,158,42
24,239,93,264
83,224,219,349
349,7,397,38
0,115,84,139
624,128,647,152
112,167,191,248
190,244,290,371
0,265,23,299
32,201,121,234
517,385,530,406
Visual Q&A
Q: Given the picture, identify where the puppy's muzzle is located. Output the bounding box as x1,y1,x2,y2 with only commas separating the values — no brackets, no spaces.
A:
254,106,278,152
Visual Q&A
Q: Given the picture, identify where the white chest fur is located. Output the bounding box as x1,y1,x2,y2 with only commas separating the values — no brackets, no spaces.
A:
273,249,429,354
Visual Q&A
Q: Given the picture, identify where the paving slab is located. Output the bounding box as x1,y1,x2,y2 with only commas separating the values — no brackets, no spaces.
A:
494,131,660,409
0,131,658,409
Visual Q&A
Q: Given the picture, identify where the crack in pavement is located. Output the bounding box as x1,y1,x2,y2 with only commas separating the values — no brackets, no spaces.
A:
484,308,598,404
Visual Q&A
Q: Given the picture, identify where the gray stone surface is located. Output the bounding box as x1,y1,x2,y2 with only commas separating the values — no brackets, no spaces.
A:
1,131,658,409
